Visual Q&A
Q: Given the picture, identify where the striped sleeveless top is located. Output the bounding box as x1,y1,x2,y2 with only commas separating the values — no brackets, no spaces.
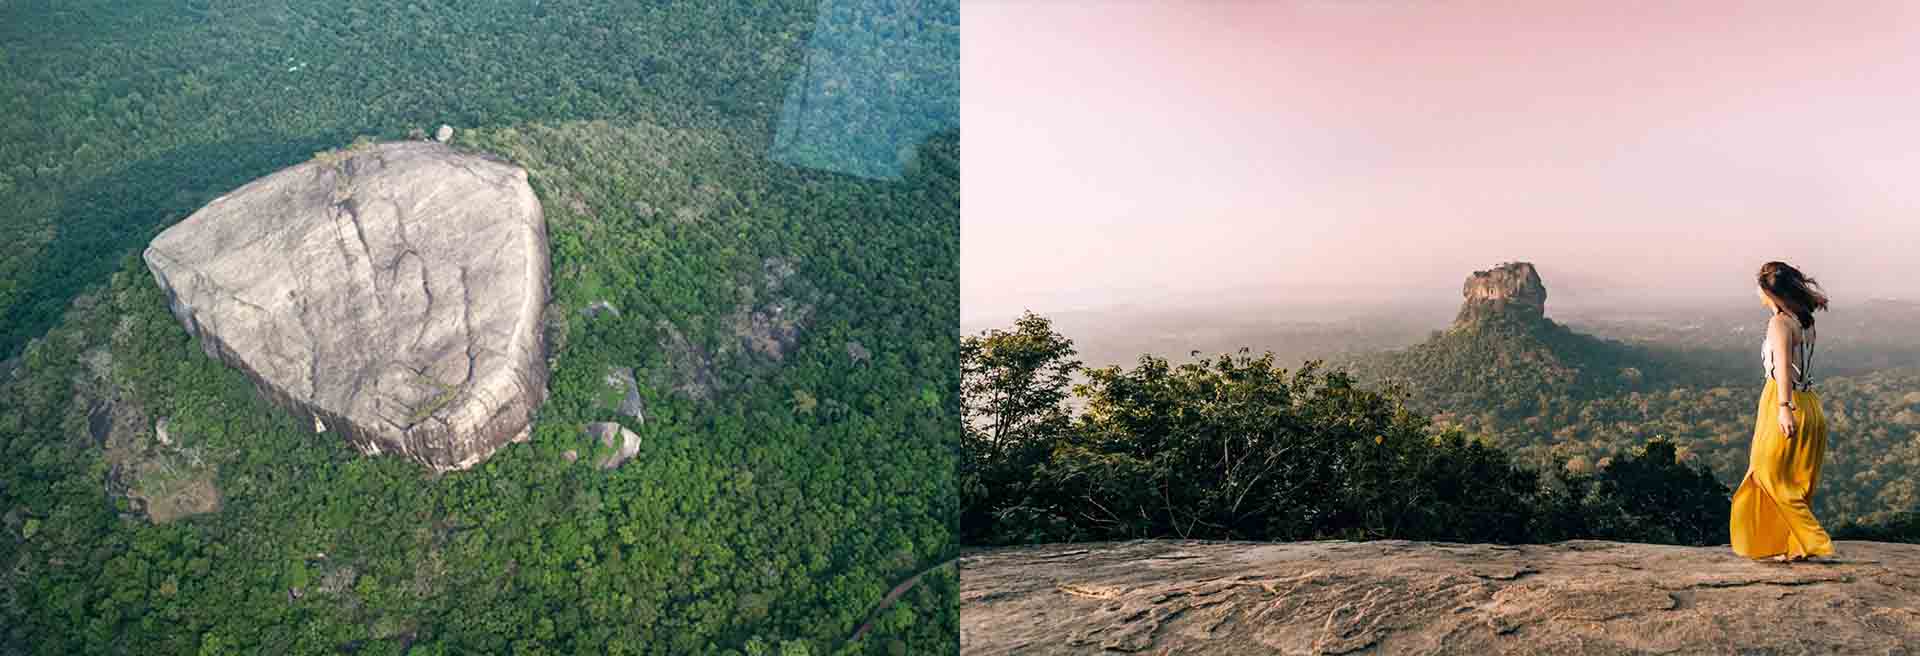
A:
1762,315,1816,390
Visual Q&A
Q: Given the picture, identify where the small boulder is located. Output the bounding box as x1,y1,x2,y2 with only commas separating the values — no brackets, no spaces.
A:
847,340,872,365
155,417,172,446
581,301,620,320
583,422,640,470
434,124,454,143
562,449,579,464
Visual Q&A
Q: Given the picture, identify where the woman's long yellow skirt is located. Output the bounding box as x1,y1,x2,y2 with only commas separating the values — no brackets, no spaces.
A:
1729,379,1833,559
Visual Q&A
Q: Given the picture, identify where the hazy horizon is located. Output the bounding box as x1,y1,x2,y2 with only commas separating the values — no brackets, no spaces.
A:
958,263,1920,333
961,0,1920,324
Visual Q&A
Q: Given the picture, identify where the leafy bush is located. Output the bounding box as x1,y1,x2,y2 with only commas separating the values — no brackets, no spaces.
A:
1531,438,1731,546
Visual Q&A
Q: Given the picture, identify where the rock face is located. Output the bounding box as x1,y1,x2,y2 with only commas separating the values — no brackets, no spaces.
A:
143,141,549,472
960,538,1920,655
583,422,640,469
1455,261,1548,327
601,366,645,423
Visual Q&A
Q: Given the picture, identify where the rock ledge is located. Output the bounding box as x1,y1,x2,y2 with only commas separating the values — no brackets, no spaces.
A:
961,538,1920,654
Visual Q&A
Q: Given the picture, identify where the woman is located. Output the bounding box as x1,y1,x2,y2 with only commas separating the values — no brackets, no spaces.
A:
1730,261,1833,563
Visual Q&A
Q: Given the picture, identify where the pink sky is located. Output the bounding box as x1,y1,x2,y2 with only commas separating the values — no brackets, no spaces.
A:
961,0,1920,322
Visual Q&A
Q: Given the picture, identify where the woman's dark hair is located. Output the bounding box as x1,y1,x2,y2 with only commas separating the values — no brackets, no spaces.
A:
1758,261,1829,328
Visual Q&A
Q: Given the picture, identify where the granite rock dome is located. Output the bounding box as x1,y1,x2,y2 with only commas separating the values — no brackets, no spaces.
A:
143,141,549,472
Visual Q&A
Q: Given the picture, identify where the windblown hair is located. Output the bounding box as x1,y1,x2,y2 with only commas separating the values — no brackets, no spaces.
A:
1757,261,1829,329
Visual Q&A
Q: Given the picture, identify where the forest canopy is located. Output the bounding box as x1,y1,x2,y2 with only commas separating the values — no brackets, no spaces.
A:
961,312,1920,549
0,1,959,654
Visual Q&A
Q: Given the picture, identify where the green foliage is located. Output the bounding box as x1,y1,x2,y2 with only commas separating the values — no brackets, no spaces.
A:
790,389,818,416
312,135,382,167
1530,438,1731,545
403,375,458,425
958,312,1081,543
0,0,952,356
1354,313,1920,534
1347,316,1694,429
0,1,961,650
960,316,1744,548
1835,510,1920,543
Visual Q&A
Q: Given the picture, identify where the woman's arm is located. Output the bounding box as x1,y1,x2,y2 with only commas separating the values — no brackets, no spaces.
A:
1769,314,1797,437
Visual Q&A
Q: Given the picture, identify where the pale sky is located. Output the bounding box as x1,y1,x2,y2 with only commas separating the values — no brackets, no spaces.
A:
961,0,1920,323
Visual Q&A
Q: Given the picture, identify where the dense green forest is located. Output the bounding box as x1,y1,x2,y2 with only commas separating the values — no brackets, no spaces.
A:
1,1,958,654
1346,311,1920,531
961,312,1920,548
1341,313,1710,425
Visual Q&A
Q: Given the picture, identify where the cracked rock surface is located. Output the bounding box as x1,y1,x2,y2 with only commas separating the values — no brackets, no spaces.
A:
583,422,640,470
1456,261,1547,327
960,538,1920,655
143,141,549,472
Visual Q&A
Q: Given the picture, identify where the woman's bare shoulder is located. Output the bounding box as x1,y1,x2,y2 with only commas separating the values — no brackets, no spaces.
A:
1767,313,1796,337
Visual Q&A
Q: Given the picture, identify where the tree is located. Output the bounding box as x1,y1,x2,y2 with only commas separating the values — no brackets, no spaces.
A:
960,311,1080,454
958,312,1081,542
1578,437,1731,545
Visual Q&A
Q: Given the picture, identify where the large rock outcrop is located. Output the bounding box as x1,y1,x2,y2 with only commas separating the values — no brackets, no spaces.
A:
1455,261,1548,328
143,141,549,472
961,538,1920,654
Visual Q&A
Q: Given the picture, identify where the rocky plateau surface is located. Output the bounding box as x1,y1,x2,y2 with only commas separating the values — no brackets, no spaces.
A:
961,538,1920,655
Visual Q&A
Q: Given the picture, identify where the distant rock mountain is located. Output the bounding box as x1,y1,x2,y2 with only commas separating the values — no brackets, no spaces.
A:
960,538,1920,654
1455,261,1548,328
143,141,550,472
1344,262,1687,423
